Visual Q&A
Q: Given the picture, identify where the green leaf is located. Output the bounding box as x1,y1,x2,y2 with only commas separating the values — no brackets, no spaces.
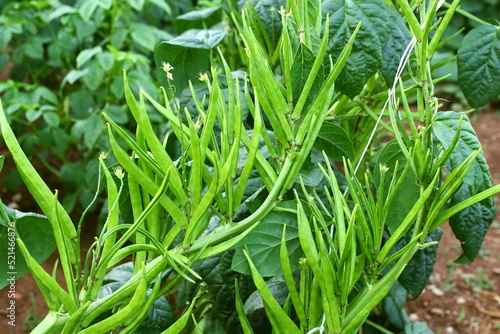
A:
76,46,102,68
154,29,226,95
62,69,89,86
96,52,115,71
0,206,56,289
177,7,221,21
314,122,354,161
404,321,434,334
98,0,113,9
24,40,44,60
193,249,256,332
163,29,226,49
243,0,285,47
71,113,105,148
128,0,145,11
174,8,223,33
43,111,60,128
380,281,407,330
232,208,302,277
398,228,443,298
322,0,388,98
79,1,99,22
131,23,159,52
291,44,325,107
380,8,411,86
433,111,496,264
35,86,58,105
81,61,104,91
103,105,128,124
457,24,500,107
26,109,42,122
104,262,134,283
373,140,419,235
0,29,12,50
148,0,172,14
243,279,288,314
135,293,176,333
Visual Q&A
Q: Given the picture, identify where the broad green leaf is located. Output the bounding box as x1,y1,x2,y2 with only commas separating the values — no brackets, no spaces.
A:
232,208,301,277
322,0,388,98
104,262,135,283
97,52,115,71
291,44,325,107
35,86,58,105
372,140,419,235
174,7,222,33
162,29,226,49
243,280,288,314
24,40,44,60
81,61,104,91
128,0,145,11
62,69,89,86
307,0,321,27
148,0,172,14
380,281,407,330
178,7,221,21
433,111,496,264
71,113,105,148
98,0,113,9
47,5,77,21
79,1,99,22
43,111,60,128
397,228,443,298
76,46,102,68
239,0,286,47
314,122,354,161
136,293,176,333
296,154,325,187
103,105,128,124
131,23,159,52
0,30,12,50
0,206,55,289
404,321,434,334
380,8,411,86
192,249,256,331
457,24,500,107
154,29,226,95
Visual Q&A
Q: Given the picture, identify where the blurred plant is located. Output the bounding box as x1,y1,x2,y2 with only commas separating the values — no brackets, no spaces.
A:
0,0,186,211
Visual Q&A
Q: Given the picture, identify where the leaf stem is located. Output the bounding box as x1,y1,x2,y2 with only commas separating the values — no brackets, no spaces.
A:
442,2,491,26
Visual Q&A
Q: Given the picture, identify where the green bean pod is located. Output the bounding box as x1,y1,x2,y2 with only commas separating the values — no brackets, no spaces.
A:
79,268,148,334
60,301,91,334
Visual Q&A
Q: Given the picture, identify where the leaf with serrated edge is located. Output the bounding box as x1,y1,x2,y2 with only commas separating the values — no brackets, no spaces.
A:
314,122,354,161
232,208,301,277
433,111,496,263
322,0,388,98
458,25,500,107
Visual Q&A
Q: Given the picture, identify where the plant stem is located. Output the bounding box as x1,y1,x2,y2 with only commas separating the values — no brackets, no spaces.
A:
364,319,397,334
442,2,491,26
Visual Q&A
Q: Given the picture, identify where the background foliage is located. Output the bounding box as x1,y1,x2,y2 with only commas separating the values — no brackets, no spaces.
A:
1,0,500,333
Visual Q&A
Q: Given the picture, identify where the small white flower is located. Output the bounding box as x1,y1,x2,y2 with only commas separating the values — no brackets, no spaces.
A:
197,72,209,82
379,164,389,173
160,61,174,80
113,166,125,179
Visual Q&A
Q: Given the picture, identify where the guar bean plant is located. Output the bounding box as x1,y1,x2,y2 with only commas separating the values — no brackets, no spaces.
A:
1,0,500,333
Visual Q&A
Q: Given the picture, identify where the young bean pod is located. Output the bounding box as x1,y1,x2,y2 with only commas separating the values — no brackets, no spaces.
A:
79,270,148,334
